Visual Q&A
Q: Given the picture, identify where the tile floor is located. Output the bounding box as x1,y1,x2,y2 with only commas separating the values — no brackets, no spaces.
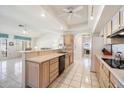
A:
49,55,100,88
0,55,99,88
0,58,22,88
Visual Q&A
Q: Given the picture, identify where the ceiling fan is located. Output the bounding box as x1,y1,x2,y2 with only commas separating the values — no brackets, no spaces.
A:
59,6,83,20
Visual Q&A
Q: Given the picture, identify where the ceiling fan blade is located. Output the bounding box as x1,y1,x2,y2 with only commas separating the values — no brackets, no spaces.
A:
73,13,82,18
58,13,66,17
63,8,70,13
68,13,72,21
73,6,83,12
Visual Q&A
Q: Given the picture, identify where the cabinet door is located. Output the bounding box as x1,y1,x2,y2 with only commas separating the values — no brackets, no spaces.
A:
112,12,120,33
107,21,112,36
41,61,50,88
120,7,124,28
26,62,39,88
65,54,70,69
64,34,73,46
103,26,107,45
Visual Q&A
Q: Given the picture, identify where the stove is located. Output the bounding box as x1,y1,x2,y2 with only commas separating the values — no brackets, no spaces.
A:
102,58,124,69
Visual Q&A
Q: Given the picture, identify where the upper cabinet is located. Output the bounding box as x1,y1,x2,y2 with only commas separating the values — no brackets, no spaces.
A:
120,7,124,28
64,34,74,47
112,12,120,33
103,26,107,45
106,21,112,44
106,21,112,36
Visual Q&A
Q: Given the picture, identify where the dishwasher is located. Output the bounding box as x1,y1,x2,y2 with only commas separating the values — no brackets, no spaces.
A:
59,55,65,75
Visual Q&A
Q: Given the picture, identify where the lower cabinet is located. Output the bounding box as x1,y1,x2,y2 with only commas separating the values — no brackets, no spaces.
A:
40,61,50,88
65,54,70,69
26,54,73,88
49,58,59,83
26,61,49,88
95,56,124,88
26,58,59,88
26,62,39,88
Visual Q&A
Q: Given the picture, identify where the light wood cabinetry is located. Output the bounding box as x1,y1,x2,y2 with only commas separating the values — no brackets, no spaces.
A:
95,56,124,88
64,34,73,46
26,61,49,88
101,64,110,88
106,21,112,44
120,7,124,28
64,33,74,64
49,58,59,83
26,57,59,88
95,56,100,81
112,12,120,33
65,54,70,69
40,61,50,88
26,62,39,88
103,26,107,45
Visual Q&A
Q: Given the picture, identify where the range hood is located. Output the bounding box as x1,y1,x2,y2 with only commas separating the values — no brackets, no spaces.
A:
107,27,124,38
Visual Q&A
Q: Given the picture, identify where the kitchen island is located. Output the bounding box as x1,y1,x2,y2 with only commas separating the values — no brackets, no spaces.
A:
25,53,70,88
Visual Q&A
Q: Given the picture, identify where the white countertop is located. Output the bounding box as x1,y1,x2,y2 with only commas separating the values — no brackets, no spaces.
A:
96,54,124,87
26,53,65,64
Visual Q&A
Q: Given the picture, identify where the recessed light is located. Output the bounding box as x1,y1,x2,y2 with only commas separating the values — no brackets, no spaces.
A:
22,30,28,34
90,16,94,20
60,26,64,30
41,13,46,17
119,32,124,35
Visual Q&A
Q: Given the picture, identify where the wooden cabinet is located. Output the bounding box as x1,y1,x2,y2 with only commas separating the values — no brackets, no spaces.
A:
95,56,100,81
26,61,50,88
26,62,39,88
106,21,112,36
103,26,107,45
112,12,120,33
49,58,59,83
120,7,124,28
65,54,70,69
106,21,112,44
41,61,50,88
69,53,73,64
64,34,73,46
101,65,110,88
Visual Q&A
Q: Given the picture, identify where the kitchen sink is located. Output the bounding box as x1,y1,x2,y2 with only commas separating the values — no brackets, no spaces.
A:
102,58,124,69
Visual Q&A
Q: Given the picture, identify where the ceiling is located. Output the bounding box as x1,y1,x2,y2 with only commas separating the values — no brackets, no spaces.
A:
0,5,64,38
0,5,89,38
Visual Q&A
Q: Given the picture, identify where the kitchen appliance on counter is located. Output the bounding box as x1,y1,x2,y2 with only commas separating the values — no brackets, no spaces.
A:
102,58,124,69
59,55,65,75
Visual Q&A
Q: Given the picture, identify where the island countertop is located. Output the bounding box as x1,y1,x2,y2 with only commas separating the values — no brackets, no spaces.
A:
26,53,66,64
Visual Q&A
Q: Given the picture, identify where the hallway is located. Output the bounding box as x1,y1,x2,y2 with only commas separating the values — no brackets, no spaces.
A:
49,55,100,88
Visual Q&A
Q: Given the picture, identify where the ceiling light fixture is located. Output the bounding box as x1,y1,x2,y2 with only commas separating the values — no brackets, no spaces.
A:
18,24,29,35
60,26,64,30
90,5,94,20
41,13,46,17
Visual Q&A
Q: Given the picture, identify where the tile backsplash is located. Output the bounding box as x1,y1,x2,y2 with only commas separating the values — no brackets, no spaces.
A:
112,44,124,60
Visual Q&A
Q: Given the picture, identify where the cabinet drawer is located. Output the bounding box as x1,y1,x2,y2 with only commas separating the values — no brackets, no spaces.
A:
103,65,109,77
50,58,58,64
50,61,58,73
50,69,59,83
